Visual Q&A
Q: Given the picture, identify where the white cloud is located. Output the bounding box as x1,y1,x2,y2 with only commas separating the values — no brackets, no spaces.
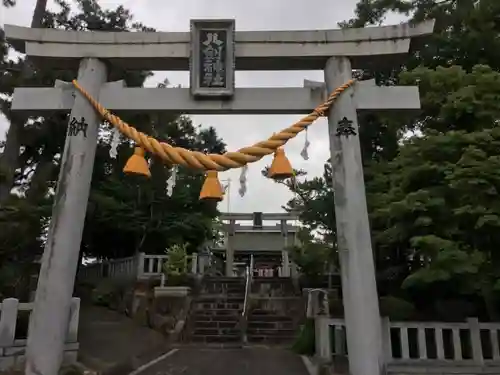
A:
0,0,406,213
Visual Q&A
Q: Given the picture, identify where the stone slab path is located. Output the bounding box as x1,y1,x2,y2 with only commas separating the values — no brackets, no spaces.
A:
138,347,310,375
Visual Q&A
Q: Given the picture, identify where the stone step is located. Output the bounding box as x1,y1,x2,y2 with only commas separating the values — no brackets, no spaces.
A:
197,292,245,297
192,316,240,324
203,282,245,287
193,303,243,312
193,320,239,329
250,309,291,316
201,288,246,296
252,277,295,282
226,290,246,295
194,297,244,303
195,309,242,314
202,284,245,293
248,321,293,330
202,288,246,294
247,328,296,337
203,276,245,283
191,334,241,343
194,302,244,310
202,285,246,291
196,300,241,306
249,314,292,322
193,327,240,336
203,283,246,288
247,334,296,344
194,310,241,318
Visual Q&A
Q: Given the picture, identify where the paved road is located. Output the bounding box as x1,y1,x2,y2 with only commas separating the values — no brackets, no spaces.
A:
139,348,310,375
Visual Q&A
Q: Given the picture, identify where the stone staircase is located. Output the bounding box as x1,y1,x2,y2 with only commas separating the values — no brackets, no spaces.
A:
188,277,245,344
246,277,303,345
185,276,304,345
247,309,296,344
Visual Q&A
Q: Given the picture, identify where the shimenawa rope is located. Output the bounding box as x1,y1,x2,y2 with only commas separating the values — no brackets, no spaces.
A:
72,79,356,171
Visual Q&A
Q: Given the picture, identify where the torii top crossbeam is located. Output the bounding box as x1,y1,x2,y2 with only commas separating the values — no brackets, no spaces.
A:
5,20,434,71
5,20,434,115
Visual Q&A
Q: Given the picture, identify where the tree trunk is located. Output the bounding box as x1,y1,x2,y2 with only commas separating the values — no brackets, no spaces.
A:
0,120,20,202
0,0,48,205
482,285,500,322
30,0,48,28
25,154,54,202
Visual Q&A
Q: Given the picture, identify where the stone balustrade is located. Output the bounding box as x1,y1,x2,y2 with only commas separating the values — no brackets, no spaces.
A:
0,297,80,370
315,316,500,374
78,252,198,282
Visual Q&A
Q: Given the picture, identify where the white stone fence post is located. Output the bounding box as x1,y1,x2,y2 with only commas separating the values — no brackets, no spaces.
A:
306,288,330,318
190,253,198,274
0,297,80,370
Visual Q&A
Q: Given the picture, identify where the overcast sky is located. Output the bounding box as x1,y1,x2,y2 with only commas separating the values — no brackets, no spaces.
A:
0,0,405,214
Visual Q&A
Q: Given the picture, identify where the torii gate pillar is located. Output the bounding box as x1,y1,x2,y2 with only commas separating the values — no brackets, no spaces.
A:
325,57,384,374
25,58,107,375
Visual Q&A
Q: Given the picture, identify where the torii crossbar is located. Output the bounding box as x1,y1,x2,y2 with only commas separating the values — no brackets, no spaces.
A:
6,21,434,70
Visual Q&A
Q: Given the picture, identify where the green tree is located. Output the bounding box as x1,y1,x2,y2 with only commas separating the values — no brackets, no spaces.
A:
341,0,500,72
277,0,500,319
2,0,15,8
0,0,226,298
371,126,500,320
283,64,500,318
82,115,225,260
0,0,50,203
0,197,50,299
350,65,500,319
288,229,333,285
0,0,150,298
400,65,500,133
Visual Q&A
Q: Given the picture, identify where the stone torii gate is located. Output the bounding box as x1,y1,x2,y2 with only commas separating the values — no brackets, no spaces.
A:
5,19,434,375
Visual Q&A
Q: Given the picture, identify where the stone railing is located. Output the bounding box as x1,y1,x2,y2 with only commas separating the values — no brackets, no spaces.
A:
78,252,198,282
316,317,500,369
78,254,140,281
0,297,80,370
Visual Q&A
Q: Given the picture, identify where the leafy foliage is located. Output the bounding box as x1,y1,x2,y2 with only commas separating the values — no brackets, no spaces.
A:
286,64,500,319
2,0,15,7
379,296,416,321
163,244,189,278
370,125,500,318
291,318,316,355
82,115,225,259
288,229,333,283
341,0,500,72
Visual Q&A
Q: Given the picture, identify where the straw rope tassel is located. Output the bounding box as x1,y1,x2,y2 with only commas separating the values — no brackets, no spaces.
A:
109,126,121,159
300,127,310,161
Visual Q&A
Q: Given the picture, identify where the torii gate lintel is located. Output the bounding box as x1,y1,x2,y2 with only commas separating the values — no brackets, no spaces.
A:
12,79,421,115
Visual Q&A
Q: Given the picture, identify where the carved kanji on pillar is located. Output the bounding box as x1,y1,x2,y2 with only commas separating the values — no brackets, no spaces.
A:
336,117,357,137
